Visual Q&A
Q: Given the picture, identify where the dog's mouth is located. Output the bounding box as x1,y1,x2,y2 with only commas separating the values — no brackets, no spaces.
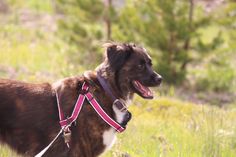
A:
132,80,153,99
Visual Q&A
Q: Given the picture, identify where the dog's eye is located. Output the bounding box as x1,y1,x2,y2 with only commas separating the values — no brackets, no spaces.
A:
138,60,146,70
138,63,145,70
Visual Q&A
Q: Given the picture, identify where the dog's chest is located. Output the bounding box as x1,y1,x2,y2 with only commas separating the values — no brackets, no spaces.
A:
102,128,117,151
102,105,126,151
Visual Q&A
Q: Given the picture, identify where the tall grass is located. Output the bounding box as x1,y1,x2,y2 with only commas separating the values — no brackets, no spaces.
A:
0,22,85,82
102,97,236,157
1,97,235,157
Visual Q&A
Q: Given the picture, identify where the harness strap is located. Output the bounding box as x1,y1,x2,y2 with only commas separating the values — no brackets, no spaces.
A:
56,82,125,132
85,92,125,132
57,82,124,132
35,82,125,157
55,91,65,122
57,83,88,128
59,94,86,127
35,128,64,157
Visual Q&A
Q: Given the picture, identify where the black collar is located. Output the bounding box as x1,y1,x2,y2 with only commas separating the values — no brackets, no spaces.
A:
97,71,127,112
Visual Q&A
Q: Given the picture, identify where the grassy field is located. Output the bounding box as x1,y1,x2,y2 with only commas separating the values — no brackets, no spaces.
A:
102,97,236,157
1,1,236,156
0,97,236,157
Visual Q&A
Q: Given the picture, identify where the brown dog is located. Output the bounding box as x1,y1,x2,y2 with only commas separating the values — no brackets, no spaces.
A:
0,43,162,157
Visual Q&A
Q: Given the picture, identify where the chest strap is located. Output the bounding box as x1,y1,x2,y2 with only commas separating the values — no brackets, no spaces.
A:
35,82,125,157
56,82,125,133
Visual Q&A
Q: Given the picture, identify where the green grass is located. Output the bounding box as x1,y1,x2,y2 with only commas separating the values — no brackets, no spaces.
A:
101,97,236,157
0,97,235,157
0,21,85,82
0,145,20,157
8,0,54,13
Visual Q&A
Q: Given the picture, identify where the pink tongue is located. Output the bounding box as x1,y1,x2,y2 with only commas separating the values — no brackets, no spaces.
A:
133,80,153,98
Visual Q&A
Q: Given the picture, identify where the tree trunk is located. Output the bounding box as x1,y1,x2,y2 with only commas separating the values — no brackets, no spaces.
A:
182,0,194,70
184,0,194,50
104,0,112,40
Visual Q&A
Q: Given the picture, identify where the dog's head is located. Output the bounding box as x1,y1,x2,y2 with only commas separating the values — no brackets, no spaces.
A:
101,43,162,99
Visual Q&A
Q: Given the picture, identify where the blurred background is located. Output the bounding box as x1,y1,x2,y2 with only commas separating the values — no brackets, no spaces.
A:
0,0,236,157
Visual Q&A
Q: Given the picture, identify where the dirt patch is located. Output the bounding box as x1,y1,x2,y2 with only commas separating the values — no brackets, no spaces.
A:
176,87,236,106
18,9,58,32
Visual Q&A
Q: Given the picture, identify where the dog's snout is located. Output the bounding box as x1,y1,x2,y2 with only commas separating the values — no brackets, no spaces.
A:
125,111,132,121
155,75,162,84
152,73,162,85
122,111,132,127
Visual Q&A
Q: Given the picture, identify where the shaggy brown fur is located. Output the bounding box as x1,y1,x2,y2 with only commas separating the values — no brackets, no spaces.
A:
0,43,162,157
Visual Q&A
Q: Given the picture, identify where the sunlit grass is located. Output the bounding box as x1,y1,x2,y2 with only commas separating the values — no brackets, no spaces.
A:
102,97,236,157
1,97,235,157
0,24,85,82
8,0,53,13
0,145,20,157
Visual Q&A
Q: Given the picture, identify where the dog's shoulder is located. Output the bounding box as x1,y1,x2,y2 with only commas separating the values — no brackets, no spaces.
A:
52,71,96,90
52,76,83,91
51,72,99,102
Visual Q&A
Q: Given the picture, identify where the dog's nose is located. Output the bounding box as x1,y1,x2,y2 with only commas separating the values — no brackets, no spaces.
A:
121,111,132,127
125,111,132,122
152,73,162,85
155,75,162,85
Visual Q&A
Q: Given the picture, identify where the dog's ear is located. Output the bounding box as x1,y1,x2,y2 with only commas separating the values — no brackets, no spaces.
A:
104,43,132,71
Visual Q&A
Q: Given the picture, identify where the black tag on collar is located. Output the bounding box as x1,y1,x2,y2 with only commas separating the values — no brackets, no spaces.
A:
113,99,127,112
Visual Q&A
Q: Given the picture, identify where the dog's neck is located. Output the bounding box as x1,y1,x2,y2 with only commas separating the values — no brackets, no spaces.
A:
96,63,133,101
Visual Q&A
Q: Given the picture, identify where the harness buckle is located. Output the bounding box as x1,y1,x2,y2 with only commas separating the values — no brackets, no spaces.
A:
79,89,89,95
63,127,72,148
79,82,89,95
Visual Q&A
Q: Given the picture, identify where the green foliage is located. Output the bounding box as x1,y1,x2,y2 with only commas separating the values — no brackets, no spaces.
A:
216,1,236,49
0,2,85,81
2,0,236,91
195,53,236,92
55,0,234,86
7,0,53,13
56,0,106,68
113,0,223,84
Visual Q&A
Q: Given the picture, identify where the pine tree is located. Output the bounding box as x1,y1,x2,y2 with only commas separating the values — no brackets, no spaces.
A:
114,0,222,84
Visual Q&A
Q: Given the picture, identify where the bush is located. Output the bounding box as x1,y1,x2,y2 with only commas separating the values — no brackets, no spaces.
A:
194,55,236,92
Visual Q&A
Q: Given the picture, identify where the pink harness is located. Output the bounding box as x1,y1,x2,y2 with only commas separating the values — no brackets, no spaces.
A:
56,82,125,146
35,82,126,157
